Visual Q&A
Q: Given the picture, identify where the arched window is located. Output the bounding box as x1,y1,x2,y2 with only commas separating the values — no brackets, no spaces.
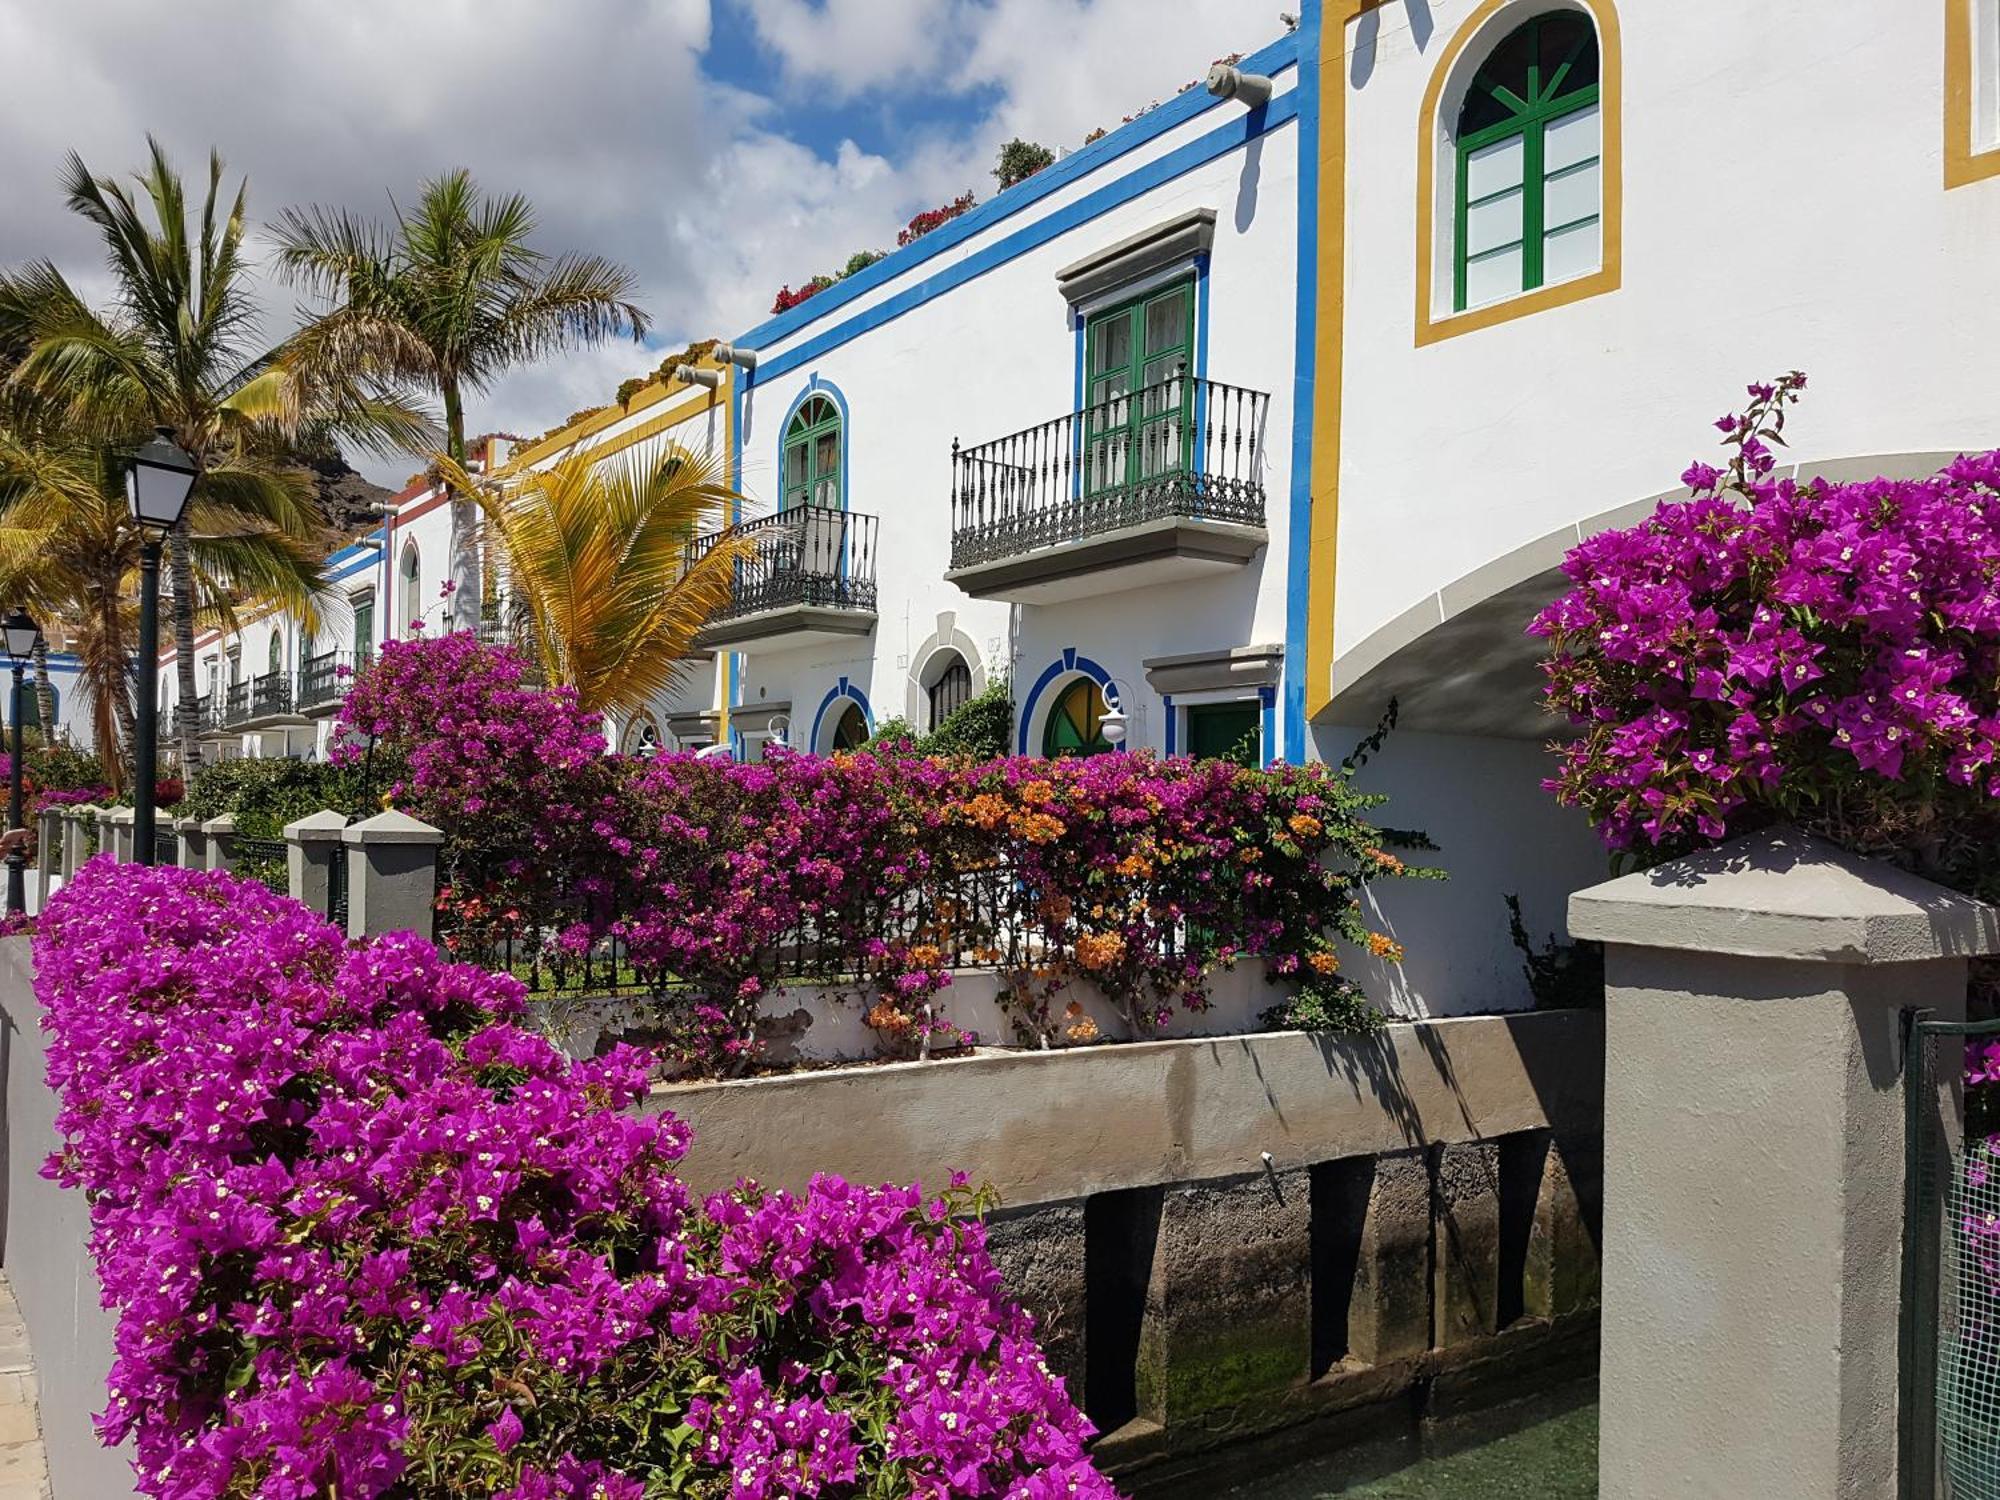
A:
1453,11,1601,313
782,396,842,512
828,701,869,752
926,653,973,730
266,633,282,680
400,542,422,637
1041,677,1111,758
622,714,663,757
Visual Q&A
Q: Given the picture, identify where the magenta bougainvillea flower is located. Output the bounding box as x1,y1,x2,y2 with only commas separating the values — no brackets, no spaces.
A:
36,859,1117,1498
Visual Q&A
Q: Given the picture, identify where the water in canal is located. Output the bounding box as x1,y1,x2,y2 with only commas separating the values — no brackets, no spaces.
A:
1207,1396,1597,1500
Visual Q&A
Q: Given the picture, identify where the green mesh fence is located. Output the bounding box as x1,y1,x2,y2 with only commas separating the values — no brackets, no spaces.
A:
1906,1015,2000,1498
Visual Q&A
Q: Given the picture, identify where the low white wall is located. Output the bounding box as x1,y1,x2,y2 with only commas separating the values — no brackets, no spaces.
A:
534,958,1290,1063
0,937,137,1500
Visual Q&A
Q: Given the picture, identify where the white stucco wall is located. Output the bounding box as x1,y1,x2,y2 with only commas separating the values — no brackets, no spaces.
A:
1332,0,2000,661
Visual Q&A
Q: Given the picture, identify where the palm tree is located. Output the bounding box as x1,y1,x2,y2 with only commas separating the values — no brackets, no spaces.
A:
0,137,429,768
273,171,651,633
437,444,748,719
0,394,325,788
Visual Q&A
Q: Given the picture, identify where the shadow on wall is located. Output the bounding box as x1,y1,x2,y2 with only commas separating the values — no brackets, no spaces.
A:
1309,725,1609,1017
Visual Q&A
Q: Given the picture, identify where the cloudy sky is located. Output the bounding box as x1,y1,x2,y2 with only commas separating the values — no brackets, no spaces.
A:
0,0,1270,484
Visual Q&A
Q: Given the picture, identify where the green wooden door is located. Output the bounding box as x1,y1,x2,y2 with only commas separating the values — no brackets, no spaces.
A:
1185,701,1260,766
1083,280,1194,495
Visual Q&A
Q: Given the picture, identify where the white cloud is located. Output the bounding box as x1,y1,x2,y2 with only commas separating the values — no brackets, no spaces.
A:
0,0,1279,485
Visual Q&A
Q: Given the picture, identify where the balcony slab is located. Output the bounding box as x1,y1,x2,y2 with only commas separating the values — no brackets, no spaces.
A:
945,515,1266,605
694,605,876,655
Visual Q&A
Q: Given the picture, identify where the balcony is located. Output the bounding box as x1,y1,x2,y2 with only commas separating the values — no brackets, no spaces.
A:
214,671,300,731
687,506,878,655
175,696,213,740
298,649,370,714
947,375,1270,603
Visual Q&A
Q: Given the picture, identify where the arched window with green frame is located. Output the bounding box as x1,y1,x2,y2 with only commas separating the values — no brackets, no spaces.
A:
781,395,842,511
1041,677,1112,758
1454,11,1601,313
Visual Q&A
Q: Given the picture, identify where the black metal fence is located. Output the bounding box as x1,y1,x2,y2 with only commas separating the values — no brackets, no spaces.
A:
685,506,879,623
298,649,368,712
950,375,1270,569
232,836,289,896
1904,1012,2000,1497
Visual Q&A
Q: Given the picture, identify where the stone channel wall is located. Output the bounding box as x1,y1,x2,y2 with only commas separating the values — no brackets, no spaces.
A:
651,1009,1605,1489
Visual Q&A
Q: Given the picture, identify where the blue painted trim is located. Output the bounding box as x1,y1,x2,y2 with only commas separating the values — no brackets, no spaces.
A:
737,34,1299,353
809,675,874,751
1163,694,1177,756
1016,646,1113,757
1260,684,1278,765
1283,0,1324,766
776,376,851,513
748,92,1301,391
729,374,744,731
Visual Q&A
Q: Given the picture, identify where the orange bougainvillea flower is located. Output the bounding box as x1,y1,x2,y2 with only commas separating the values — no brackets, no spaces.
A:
1308,950,1340,975
1365,932,1405,961
1289,813,1323,840
1074,931,1127,971
1020,779,1056,806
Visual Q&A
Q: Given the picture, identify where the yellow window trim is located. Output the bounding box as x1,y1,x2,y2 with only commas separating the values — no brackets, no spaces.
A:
1412,0,1623,347
1947,0,2000,187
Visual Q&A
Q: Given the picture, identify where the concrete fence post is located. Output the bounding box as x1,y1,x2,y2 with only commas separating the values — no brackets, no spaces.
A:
104,806,135,864
63,806,98,876
94,806,119,863
200,814,237,874
341,810,442,942
1568,828,2000,1500
35,805,62,902
175,816,204,872
284,810,349,915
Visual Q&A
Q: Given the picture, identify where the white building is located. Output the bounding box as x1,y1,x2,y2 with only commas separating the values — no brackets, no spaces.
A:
154,0,2000,1014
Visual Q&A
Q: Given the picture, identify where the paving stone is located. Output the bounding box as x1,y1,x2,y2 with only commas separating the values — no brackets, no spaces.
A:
0,1277,48,1496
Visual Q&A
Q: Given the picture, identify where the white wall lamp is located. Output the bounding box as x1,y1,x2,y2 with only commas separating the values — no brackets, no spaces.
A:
674,364,723,389
713,343,759,371
1100,679,1133,748
1207,64,1275,109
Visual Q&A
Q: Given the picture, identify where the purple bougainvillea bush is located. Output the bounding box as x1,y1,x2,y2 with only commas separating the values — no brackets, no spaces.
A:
1533,372,2000,900
36,859,1115,1499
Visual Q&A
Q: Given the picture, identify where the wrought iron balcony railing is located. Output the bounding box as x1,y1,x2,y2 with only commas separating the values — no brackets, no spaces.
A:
950,375,1269,570
220,679,250,727
298,648,370,712
684,505,879,623
175,696,213,738
250,669,294,720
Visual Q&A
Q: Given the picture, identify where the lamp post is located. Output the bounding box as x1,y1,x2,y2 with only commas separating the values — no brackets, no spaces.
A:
3,609,37,914
125,428,198,866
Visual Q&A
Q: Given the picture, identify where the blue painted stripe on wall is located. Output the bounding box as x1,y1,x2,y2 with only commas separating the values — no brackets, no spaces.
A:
737,33,1300,353
749,92,1301,390
1282,0,1323,765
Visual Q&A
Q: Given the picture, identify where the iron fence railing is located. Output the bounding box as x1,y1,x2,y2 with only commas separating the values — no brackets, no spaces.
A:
429,858,1083,1002
221,680,250,727
153,829,180,867
1904,1011,2000,1497
232,836,289,896
685,506,879,623
950,374,1269,569
298,648,369,711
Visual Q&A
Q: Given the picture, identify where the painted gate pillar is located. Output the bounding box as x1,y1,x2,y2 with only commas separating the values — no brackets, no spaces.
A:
1569,828,1996,1500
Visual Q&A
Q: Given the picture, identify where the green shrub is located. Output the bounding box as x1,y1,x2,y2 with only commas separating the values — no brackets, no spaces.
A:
920,677,1012,760
184,758,378,840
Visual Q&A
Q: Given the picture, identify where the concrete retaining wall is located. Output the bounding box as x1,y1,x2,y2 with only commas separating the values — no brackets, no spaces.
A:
0,937,137,1500
653,1010,1605,1484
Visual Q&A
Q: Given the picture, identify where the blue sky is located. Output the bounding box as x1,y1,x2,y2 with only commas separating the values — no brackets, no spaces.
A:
0,0,1270,482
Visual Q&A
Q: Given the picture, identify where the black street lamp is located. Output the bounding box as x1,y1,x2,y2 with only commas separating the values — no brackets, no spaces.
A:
3,608,37,915
125,428,197,866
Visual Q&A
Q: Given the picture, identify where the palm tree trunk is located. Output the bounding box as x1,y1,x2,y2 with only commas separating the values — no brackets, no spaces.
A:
96,587,133,793
169,517,201,772
31,639,54,744
443,379,480,634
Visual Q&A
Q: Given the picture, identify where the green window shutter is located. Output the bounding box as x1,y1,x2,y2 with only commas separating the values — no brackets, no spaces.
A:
1453,12,1602,314
1083,278,1195,494
782,396,843,511
1185,701,1261,766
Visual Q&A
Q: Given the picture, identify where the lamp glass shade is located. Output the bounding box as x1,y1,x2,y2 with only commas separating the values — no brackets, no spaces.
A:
126,431,198,531
0,611,36,664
